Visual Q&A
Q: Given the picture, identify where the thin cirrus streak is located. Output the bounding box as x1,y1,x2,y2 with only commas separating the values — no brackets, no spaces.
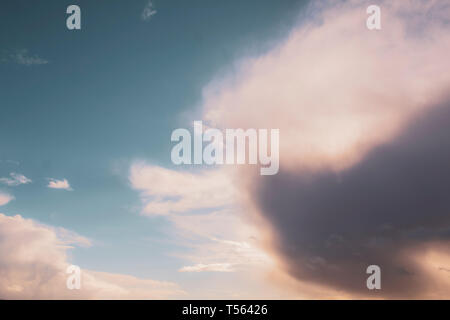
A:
0,172,32,186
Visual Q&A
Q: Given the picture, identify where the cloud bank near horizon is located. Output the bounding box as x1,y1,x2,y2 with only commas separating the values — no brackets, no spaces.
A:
0,213,184,299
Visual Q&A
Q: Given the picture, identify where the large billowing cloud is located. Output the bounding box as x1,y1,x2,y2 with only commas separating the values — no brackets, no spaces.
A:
255,102,450,298
198,0,450,298
0,213,184,299
202,0,450,172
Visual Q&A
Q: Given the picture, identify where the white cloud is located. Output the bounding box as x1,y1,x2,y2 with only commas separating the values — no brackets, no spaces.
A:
141,1,157,21
179,263,234,273
47,178,72,191
196,0,450,298
9,49,48,66
129,162,235,215
201,0,450,173
129,163,274,291
0,172,32,186
0,193,14,206
0,213,184,299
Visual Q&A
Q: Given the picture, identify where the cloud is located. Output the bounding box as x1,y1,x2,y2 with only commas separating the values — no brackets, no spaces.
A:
141,1,157,21
197,0,450,298
170,209,270,272
0,173,32,186
179,263,234,273
129,164,275,296
5,49,48,66
0,193,14,206
129,162,235,215
47,178,72,191
54,227,92,248
202,0,450,173
82,271,184,299
0,213,184,299
254,101,450,298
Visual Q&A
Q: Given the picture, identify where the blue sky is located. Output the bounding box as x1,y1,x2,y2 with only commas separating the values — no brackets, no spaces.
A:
3,0,450,300
0,0,307,296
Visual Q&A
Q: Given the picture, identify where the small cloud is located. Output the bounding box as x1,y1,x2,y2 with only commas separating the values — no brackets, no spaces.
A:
141,1,157,21
0,173,32,187
7,49,48,66
47,178,72,191
179,263,235,273
0,192,14,206
55,227,92,248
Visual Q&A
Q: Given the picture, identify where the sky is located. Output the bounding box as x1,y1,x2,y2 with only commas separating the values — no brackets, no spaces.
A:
1,0,450,299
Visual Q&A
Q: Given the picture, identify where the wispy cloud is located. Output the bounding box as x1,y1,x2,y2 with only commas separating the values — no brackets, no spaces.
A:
4,49,48,66
0,193,14,206
179,263,234,273
169,210,270,271
0,173,32,187
199,0,450,298
47,178,72,191
141,1,157,21
129,162,235,215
